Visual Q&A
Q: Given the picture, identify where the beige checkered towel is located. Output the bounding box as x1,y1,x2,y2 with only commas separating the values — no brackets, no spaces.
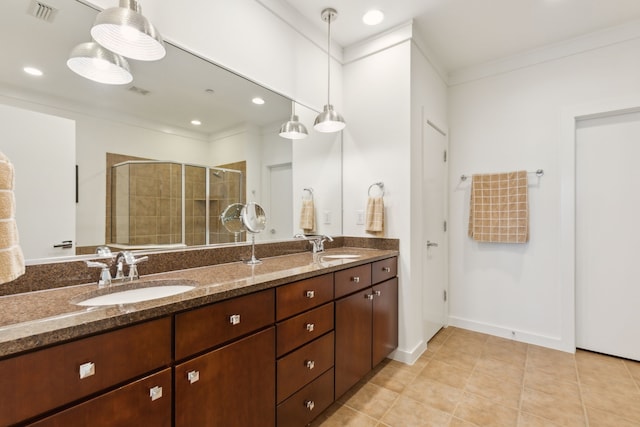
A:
299,199,315,233
365,196,384,237
468,170,529,243
0,151,25,284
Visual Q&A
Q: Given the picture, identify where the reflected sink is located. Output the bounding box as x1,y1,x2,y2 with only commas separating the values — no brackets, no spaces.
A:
321,254,361,259
75,279,197,306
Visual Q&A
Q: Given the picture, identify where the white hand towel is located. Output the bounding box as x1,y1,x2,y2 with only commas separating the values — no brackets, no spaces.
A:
0,151,25,284
299,199,315,233
365,196,384,237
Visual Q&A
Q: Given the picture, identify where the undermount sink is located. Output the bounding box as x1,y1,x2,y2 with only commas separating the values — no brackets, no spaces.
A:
75,279,197,306
321,254,361,259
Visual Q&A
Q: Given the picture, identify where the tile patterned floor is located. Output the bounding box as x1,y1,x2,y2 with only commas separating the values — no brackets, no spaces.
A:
311,327,640,426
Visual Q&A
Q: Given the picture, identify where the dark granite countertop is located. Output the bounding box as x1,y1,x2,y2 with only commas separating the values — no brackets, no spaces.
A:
0,247,397,358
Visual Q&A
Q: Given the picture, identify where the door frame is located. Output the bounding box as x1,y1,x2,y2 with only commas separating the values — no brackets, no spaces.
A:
560,96,640,353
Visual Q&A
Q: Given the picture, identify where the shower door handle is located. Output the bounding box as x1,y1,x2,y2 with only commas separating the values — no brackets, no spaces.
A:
53,240,73,249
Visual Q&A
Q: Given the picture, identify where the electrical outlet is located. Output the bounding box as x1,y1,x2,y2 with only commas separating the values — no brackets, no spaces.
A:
356,210,364,225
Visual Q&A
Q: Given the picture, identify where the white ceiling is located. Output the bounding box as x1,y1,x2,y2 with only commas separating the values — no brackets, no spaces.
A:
282,0,640,72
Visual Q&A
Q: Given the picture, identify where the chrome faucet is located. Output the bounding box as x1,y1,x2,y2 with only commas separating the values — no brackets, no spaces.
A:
115,251,149,282
294,234,334,253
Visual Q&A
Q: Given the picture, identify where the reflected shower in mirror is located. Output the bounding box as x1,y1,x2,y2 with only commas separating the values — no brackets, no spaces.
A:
0,0,342,262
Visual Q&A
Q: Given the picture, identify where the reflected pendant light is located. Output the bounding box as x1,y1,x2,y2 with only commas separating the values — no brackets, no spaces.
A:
67,41,133,85
314,8,345,133
91,0,166,61
279,101,308,139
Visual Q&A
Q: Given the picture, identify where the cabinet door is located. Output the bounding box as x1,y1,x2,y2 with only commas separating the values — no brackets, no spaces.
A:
372,278,399,366
175,327,275,427
28,369,172,427
334,289,373,399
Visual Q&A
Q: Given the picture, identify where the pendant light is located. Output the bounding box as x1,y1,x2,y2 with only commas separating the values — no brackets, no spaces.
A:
67,41,133,85
279,101,308,139
314,8,346,133
91,0,165,61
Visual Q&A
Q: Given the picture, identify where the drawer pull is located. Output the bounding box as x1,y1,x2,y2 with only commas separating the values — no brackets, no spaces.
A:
305,360,315,370
187,370,200,384
149,386,163,401
306,323,315,332
79,362,95,379
305,400,315,411
382,267,391,273
365,294,374,300
374,290,382,297
229,314,241,325
305,290,315,299
351,276,360,283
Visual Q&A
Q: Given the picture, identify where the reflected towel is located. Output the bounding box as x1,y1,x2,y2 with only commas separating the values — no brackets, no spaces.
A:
299,199,315,233
0,151,25,284
468,170,529,243
365,197,384,237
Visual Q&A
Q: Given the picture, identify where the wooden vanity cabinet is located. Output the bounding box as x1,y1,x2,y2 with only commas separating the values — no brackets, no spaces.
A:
334,257,398,399
0,317,171,426
174,289,276,427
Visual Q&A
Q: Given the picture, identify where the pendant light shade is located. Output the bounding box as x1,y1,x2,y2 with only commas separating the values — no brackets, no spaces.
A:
314,8,345,133
91,0,165,61
67,41,133,85
279,101,308,139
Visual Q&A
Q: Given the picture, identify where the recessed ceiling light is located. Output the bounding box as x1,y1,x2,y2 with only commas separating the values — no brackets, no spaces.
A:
191,119,202,126
362,9,384,26
23,66,43,76
252,97,265,105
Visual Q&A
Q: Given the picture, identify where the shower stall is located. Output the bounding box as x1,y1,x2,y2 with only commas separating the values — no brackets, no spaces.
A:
110,160,244,248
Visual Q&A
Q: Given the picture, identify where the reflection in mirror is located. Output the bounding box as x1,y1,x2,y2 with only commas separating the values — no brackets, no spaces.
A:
240,202,267,265
221,203,245,239
0,0,342,263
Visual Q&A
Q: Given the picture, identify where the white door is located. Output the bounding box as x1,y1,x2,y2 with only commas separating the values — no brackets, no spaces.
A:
266,163,293,241
0,104,75,260
423,119,448,343
576,110,640,361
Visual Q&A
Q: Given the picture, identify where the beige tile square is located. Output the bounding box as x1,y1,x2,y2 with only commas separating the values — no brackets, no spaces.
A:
433,346,480,371
311,404,378,427
418,359,473,390
476,355,525,385
526,347,577,383
520,387,586,426
523,368,581,402
403,375,464,414
341,382,399,419
453,392,519,427
369,360,420,394
579,374,640,397
581,386,640,422
576,350,630,381
585,406,640,427
481,337,528,366
381,395,452,427
464,371,522,409
443,334,487,357
517,412,562,427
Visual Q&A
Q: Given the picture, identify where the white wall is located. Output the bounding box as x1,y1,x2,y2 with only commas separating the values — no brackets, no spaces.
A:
448,37,640,351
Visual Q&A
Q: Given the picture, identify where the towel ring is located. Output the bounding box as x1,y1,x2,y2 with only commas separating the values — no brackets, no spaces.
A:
302,187,314,200
368,182,384,197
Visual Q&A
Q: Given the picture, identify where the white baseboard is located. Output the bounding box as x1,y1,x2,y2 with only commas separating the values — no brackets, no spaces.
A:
388,340,428,365
448,316,575,353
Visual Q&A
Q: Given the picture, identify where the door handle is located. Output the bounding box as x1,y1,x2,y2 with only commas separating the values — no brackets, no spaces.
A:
53,240,73,249
426,241,439,248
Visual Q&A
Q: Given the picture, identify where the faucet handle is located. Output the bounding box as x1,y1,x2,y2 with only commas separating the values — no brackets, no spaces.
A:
85,261,112,287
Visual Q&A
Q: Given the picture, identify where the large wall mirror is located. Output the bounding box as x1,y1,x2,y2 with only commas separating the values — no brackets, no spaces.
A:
0,0,342,262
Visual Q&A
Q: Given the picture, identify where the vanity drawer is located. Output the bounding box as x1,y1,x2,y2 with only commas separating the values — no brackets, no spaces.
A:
334,264,372,298
175,289,274,360
28,368,172,427
276,302,333,357
276,273,333,321
0,317,171,427
276,368,334,427
372,257,397,284
277,331,334,403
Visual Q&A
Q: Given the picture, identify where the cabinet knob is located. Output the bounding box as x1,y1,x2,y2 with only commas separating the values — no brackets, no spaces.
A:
374,290,382,297
351,276,360,283
365,294,374,300
79,362,95,379
382,267,391,273
229,314,241,325
305,290,315,299
305,400,315,411
306,323,315,332
187,370,200,384
305,360,315,370
149,386,163,401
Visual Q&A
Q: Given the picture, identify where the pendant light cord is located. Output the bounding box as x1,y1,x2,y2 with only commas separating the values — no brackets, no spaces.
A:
326,13,331,105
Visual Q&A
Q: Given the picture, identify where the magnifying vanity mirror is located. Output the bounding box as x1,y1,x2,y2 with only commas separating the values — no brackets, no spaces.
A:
240,202,267,264
0,0,342,263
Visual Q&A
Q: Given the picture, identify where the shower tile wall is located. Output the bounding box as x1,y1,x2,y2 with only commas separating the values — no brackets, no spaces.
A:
209,161,246,244
185,165,206,246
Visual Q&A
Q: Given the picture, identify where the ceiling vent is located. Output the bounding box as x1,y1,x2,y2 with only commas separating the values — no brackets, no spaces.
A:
128,86,151,96
27,0,58,23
